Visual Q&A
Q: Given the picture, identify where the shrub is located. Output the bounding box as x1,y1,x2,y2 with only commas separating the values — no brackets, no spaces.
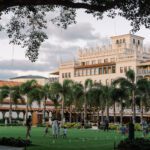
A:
134,123,142,131
84,123,92,129
117,138,150,150
109,123,119,130
0,137,31,147
62,122,81,129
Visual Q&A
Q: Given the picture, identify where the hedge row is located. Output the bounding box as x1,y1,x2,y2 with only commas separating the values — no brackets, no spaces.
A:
0,137,31,147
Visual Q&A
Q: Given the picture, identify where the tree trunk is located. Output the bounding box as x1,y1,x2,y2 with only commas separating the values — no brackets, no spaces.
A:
69,106,72,122
84,95,87,124
43,96,47,124
140,99,143,124
120,99,123,125
132,90,136,124
113,102,116,123
106,99,109,120
93,108,95,122
97,108,99,121
9,98,12,124
101,110,104,124
61,95,64,124
25,96,29,121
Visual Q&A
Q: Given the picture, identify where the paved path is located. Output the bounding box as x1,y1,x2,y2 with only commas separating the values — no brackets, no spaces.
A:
0,146,24,150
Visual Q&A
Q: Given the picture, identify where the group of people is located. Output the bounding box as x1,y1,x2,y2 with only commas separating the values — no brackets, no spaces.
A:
26,116,67,139
25,116,150,140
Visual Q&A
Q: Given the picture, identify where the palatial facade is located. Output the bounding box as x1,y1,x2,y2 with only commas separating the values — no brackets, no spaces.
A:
57,34,150,85
51,34,150,121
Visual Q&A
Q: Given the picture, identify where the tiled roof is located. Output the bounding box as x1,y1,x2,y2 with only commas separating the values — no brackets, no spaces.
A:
0,80,22,87
1,99,26,105
0,107,53,111
10,75,48,80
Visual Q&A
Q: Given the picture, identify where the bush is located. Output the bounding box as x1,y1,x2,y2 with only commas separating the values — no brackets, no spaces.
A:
84,123,92,129
109,123,119,130
63,122,81,128
117,138,150,150
134,123,142,131
0,137,31,147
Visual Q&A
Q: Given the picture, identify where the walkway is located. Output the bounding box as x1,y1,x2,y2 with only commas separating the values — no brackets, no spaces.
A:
0,146,24,150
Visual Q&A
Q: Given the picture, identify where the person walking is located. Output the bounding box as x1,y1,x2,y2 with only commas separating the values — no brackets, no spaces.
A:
26,115,32,140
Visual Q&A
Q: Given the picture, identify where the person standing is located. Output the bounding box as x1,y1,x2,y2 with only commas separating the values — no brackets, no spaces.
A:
26,115,32,140
52,118,59,138
44,117,49,136
62,126,67,138
142,120,149,138
104,119,109,131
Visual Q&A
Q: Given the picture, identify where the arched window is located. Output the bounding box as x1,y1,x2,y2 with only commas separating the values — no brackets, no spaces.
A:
116,40,119,44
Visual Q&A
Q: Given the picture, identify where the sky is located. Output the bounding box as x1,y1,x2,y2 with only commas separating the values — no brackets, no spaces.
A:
0,9,150,80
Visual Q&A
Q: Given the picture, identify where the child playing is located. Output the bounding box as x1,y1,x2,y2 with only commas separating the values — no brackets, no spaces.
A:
62,127,67,138
120,125,126,136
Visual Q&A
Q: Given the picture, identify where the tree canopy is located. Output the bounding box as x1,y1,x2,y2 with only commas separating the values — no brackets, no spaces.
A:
0,0,150,62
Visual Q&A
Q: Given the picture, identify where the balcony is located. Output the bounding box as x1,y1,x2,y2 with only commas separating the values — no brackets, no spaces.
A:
74,62,116,69
137,70,150,76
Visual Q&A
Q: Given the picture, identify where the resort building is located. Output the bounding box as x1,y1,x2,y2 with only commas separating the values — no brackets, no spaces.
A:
0,80,55,125
51,33,150,122
55,33,150,84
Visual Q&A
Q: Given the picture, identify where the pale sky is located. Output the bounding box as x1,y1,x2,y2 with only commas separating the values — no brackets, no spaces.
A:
0,10,150,80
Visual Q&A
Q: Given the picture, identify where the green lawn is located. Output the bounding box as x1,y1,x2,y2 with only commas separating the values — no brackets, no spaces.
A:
0,127,145,150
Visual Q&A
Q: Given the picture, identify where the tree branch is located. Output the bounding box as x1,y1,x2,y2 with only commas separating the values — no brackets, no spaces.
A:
0,0,118,13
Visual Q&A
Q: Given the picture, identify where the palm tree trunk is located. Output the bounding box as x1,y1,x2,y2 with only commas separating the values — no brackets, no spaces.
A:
113,102,116,123
84,95,87,124
132,90,136,124
97,108,99,121
120,99,123,125
25,96,29,121
101,110,104,123
106,99,109,120
61,95,64,123
69,106,72,122
9,98,12,124
43,96,47,124
140,99,143,123
93,108,95,122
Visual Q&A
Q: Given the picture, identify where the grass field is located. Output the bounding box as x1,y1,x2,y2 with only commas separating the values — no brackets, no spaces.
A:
0,127,145,150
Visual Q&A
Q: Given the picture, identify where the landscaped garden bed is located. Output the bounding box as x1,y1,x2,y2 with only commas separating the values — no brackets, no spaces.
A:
0,137,31,147
117,138,150,150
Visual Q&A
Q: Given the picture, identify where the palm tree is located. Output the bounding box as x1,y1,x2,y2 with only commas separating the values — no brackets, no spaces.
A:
83,79,93,124
111,87,128,124
87,86,102,122
101,85,112,120
50,79,73,123
28,86,44,108
49,91,60,118
20,80,38,120
136,78,150,123
71,82,84,122
42,83,51,123
113,69,137,123
0,85,24,124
